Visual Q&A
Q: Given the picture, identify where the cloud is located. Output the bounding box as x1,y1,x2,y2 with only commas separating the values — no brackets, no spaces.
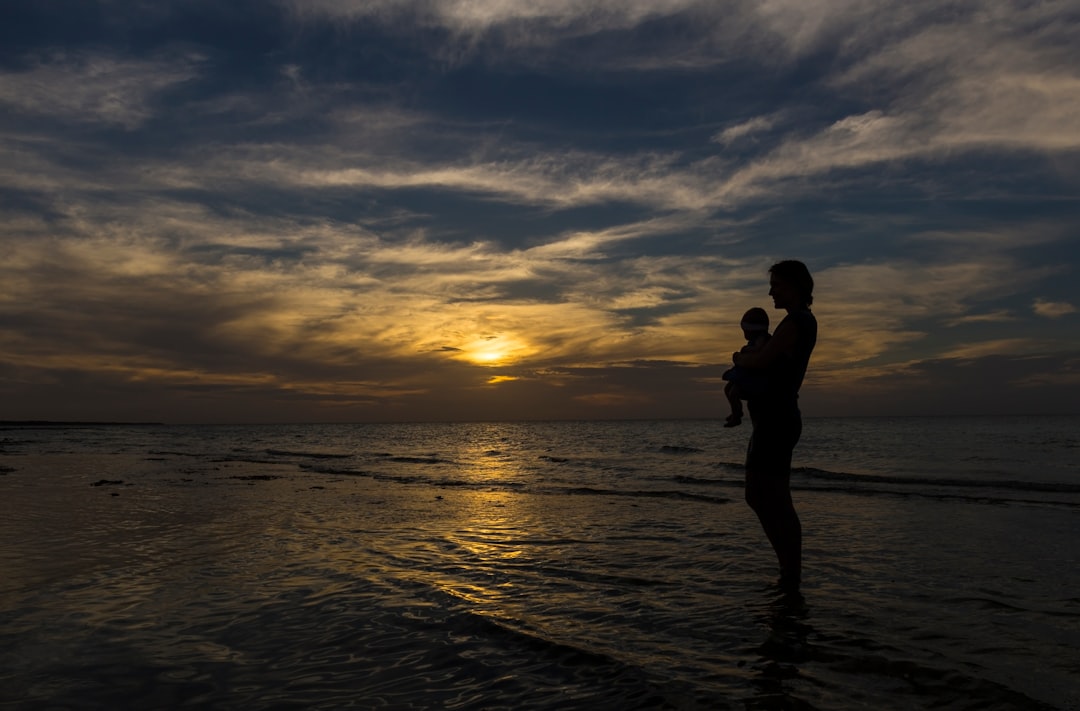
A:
1,1,1077,422
701,5,1080,201
712,115,780,146
284,0,707,34
826,4,1080,151
0,53,201,129
1033,299,1077,319
938,339,1048,360
277,0,867,72
810,253,1057,366
573,390,653,407
0,197,715,398
183,143,722,211
1,157,1062,396
802,350,1080,416
1012,355,1080,388
6,1,1076,221
944,311,1017,327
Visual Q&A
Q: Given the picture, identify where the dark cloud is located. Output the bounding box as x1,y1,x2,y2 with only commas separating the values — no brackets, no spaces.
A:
806,352,1080,418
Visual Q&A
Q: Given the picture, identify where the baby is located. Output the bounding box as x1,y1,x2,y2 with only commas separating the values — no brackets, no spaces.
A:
722,307,771,427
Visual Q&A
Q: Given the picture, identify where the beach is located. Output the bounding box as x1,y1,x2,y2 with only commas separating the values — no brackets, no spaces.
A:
2,418,1078,709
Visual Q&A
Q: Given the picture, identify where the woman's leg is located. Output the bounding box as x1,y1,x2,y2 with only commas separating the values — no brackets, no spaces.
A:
745,412,803,588
745,470,802,586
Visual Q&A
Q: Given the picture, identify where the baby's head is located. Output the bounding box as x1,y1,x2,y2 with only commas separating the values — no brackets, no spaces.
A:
740,307,769,339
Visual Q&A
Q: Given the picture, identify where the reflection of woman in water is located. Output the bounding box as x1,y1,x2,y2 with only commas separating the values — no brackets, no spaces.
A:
732,261,817,592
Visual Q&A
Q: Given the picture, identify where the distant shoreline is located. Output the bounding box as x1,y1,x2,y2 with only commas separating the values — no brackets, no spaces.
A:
0,421,166,427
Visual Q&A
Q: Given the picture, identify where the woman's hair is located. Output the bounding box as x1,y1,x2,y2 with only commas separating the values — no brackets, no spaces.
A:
769,260,814,306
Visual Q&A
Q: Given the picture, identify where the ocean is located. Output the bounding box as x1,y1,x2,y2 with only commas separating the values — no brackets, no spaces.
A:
2,416,1078,710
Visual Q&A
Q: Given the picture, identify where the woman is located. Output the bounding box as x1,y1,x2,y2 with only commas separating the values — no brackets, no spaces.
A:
731,260,817,593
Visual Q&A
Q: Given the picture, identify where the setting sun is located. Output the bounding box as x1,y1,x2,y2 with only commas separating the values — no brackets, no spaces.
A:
460,335,533,366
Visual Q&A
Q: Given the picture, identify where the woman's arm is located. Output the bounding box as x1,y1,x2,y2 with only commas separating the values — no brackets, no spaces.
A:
733,318,797,369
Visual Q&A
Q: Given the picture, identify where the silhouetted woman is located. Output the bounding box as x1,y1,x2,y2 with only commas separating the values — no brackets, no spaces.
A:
731,260,817,592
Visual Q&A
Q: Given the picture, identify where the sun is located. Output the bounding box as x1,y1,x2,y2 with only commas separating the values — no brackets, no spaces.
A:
460,334,532,366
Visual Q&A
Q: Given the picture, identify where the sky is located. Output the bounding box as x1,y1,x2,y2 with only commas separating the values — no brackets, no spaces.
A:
1,0,1079,424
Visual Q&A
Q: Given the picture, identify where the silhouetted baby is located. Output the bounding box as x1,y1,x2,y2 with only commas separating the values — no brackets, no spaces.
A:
722,307,771,427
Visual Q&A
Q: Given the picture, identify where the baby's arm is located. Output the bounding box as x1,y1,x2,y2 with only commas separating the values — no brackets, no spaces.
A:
738,334,771,358
734,321,793,369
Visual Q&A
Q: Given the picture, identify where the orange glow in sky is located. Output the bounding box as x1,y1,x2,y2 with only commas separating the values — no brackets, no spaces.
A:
459,335,535,367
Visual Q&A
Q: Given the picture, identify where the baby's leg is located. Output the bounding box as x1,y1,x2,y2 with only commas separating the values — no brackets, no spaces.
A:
724,382,743,427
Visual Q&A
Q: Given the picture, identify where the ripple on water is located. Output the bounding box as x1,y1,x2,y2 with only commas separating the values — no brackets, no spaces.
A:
2,445,1078,710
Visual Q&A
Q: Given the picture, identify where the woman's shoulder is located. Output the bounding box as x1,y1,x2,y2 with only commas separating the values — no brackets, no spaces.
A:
783,308,816,327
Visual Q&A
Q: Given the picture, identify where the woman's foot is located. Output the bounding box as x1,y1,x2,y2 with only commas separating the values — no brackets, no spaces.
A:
778,569,801,594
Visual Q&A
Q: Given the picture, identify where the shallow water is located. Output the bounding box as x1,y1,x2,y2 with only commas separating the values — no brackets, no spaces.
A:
1,419,1078,709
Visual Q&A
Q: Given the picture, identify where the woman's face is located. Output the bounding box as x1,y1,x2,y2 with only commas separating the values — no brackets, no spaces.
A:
768,274,800,310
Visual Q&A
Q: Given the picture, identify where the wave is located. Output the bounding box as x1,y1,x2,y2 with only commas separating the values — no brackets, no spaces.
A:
387,456,454,465
265,449,352,460
682,464,1080,496
212,456,281,465
300,464,518,490
558,486,730,505
301,464,427,486
286,453,1080,508
300,464,730,504
404,605,674,709
942,595,1080,619
794,466,1080,495
430,478,525,489
658,445,704,454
